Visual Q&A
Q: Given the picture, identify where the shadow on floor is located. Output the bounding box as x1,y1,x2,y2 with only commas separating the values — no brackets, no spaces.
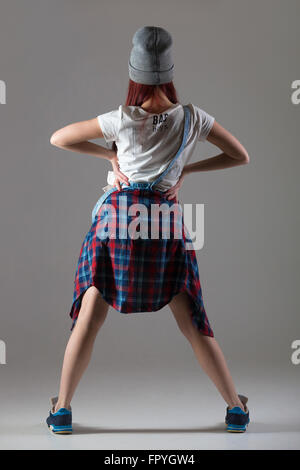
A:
245,422,300,434
72,422,227,435
71,421,300,435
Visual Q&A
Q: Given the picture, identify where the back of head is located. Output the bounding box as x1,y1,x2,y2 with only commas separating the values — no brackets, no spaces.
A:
128,26,174,85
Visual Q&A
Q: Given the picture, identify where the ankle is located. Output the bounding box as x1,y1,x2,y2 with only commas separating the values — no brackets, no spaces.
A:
228,400,246,412
54,401,71,413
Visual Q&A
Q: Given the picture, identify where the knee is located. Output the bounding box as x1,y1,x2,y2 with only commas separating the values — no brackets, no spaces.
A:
78,287,108,329
78,306,107,332
176,315,198,341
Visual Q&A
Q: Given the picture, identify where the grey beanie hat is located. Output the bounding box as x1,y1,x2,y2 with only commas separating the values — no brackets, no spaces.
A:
128,26,174,85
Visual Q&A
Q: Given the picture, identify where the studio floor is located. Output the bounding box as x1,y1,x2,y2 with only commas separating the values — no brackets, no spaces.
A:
0,365,299,450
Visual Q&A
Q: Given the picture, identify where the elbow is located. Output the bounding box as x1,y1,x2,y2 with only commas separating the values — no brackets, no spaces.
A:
50,131,64,147
241,151,250,165
50,132,59,146
237,150,250,165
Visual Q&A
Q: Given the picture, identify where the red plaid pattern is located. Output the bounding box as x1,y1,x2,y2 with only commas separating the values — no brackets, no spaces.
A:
69,188,214,337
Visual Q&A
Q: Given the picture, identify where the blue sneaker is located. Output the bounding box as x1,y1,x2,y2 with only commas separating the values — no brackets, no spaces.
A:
225,394,250,433
46,396,72,434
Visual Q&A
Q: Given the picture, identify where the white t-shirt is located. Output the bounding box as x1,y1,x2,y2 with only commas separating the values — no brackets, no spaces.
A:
97,102,215,192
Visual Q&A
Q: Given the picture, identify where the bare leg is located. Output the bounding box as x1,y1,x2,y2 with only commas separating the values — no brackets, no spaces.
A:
169,292,245,411
54,286,109,412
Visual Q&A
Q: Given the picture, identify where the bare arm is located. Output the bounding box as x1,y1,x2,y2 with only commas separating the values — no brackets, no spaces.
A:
50,118,129,188
184,120,250,175
164,120,250,200
50,118,116,160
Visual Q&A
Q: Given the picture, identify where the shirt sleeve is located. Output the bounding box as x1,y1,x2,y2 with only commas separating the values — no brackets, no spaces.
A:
97,106,121,143
194,106,215,142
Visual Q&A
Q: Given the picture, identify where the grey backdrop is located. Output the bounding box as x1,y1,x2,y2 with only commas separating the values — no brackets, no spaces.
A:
0,0,299,449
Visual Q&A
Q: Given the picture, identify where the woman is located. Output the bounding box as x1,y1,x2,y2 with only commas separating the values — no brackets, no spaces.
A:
46,26,250,435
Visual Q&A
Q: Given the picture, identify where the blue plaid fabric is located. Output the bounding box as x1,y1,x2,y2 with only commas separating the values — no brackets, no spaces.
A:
69,187,214,337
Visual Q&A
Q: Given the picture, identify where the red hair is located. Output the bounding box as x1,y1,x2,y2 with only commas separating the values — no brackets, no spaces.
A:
111,79,180,153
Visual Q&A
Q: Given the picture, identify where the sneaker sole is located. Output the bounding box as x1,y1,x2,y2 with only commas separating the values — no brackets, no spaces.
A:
48,424,73,434
226,423,249,433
